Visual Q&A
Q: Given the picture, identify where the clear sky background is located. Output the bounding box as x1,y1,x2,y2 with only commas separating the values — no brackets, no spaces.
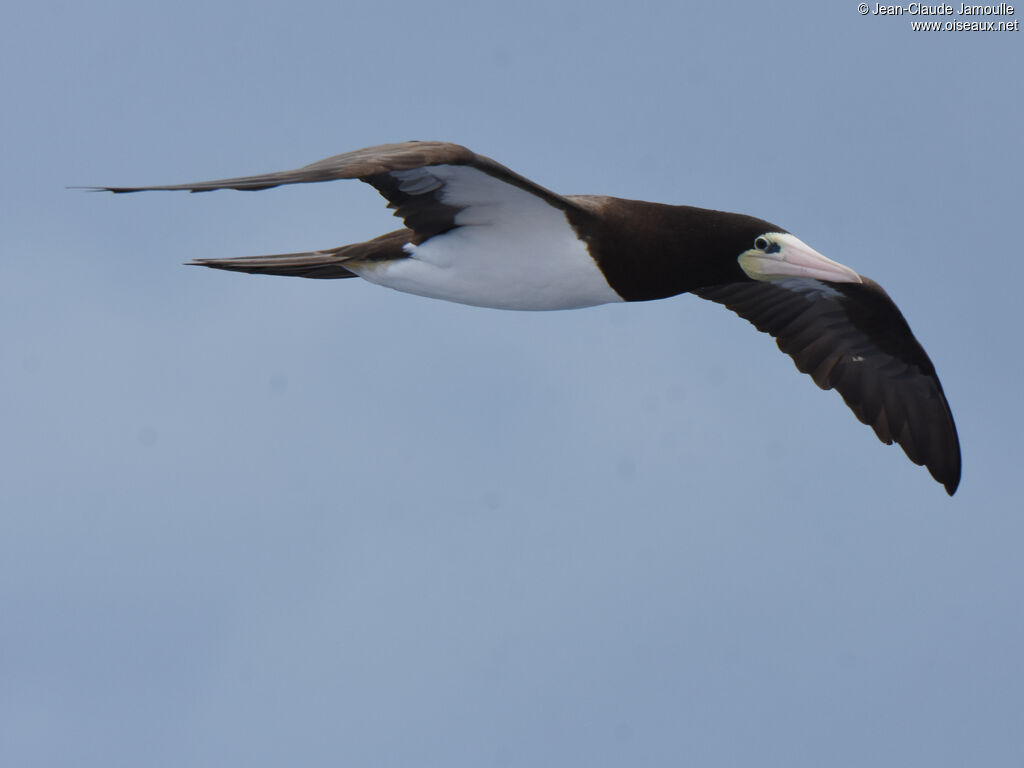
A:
2,1,1022,766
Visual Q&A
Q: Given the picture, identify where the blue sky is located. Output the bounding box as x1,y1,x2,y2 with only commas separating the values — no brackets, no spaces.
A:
2,1,1022,766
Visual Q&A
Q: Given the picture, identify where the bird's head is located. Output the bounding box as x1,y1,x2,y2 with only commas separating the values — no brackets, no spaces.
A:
735,230,862,285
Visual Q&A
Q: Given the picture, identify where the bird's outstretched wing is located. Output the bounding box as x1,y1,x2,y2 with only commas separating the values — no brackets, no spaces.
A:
694,277,961,494
90,141,581,244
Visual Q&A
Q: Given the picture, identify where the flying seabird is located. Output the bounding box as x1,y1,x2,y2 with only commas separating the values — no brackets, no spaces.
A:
92,141,961,494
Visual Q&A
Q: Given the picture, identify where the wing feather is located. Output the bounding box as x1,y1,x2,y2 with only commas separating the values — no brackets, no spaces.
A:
89,142,479,193
695,277,961,494
87,141,583,249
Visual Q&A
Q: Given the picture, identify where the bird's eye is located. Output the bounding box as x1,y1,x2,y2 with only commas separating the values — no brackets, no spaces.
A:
754,236,771,251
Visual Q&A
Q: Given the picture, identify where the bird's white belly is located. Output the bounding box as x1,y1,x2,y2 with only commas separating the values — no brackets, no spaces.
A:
352,231,620,310
346,169,624,310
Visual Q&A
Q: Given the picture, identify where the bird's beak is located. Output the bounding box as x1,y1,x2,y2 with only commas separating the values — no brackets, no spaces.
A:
739,234,863,284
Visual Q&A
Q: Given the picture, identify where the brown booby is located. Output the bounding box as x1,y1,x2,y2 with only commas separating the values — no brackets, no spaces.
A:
92,141,961,494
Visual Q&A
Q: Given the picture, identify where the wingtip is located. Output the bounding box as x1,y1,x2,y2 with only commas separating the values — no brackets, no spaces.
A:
69,184,210,194
185,259,229,270
69,185,150,194
934,453,961,496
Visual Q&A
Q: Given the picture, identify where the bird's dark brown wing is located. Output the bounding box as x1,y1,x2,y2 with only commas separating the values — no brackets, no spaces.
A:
89,140,580,243
694,277,961,494
93,142,480,193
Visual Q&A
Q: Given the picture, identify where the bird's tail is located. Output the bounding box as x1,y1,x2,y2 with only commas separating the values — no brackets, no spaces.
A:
188,228,412,279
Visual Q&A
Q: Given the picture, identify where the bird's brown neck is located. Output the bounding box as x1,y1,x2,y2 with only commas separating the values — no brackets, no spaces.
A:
566,196,780,302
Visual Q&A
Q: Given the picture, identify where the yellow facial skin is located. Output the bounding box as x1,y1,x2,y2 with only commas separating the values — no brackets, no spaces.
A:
739,233,863,284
